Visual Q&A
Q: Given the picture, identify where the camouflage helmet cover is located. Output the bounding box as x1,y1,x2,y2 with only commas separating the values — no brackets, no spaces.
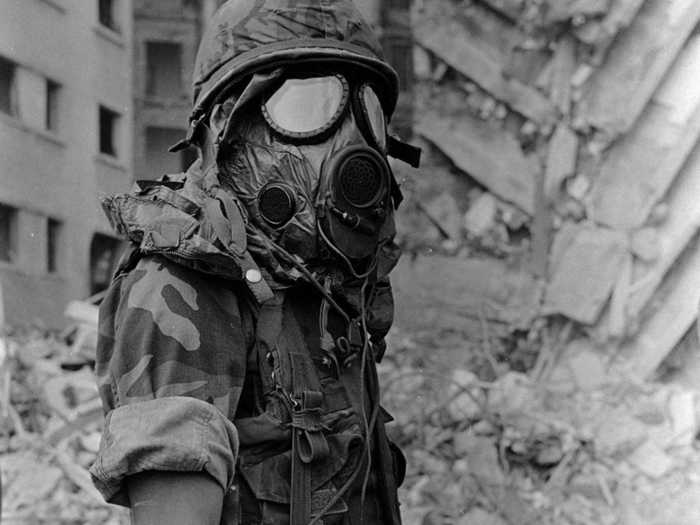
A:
192,0,399,121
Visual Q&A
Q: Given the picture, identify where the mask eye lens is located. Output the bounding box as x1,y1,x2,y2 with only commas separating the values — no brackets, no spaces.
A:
258,183,297,227
262,76,349,139
360,86,386,151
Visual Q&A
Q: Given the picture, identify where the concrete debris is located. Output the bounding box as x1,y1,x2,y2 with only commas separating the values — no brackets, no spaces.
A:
535,441,565,466
628,441,674,479
459,434,506,487
0,333,127,524
566,342,608,390
565,173,591,201
594,411,648,457
630,227,661,263
545,124,579,201
446,369,485,421
457,507,508,525
544,222,627,324
488,371,534,414
668,390,697,447
423,192,464,240
416,110,539,215
463,193,497,237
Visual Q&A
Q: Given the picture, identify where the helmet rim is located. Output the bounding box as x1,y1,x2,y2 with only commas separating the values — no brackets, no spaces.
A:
192,39,400,122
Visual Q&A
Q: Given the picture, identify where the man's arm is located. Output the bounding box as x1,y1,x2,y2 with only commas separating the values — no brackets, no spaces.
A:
127,471,224,525
90,256,248,509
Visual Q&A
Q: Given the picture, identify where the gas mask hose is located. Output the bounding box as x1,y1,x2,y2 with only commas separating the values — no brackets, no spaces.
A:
252,227,352,325
317,219,380,280
308,276,380,525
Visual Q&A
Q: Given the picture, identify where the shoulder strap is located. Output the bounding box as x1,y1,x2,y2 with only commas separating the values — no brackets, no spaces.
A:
254,291,330,525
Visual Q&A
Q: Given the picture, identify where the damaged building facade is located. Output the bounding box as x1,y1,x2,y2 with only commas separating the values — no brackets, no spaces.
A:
0,0,413,328
0,0,134,328
132,0,414,180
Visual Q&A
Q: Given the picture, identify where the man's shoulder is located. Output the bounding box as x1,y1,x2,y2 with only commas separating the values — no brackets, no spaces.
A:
103,254,247,333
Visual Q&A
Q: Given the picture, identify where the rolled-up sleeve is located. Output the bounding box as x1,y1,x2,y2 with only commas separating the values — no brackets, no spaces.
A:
90,396,238,504
89,256,251,505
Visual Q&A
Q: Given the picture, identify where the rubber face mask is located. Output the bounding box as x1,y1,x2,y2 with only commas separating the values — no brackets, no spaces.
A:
216,72,400,271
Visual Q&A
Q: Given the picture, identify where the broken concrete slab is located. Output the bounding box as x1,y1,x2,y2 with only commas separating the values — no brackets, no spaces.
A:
456,434,506,487
668,390,697,448
565,340,608,391
594,410,648,457
463,192,498,237
628,440,674,479
417,111,539,215
577,0,700,138
392,254,543,336
545,124,579,202
423,192,464,240
415,16,557,126
543,222,627,324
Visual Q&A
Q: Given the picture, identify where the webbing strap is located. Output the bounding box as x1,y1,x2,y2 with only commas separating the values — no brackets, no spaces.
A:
255,293,330,525
255,292,285,397
285,312,329,525
291,430,312,525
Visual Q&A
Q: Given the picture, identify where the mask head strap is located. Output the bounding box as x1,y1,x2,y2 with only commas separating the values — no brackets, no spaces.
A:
387,135,422,168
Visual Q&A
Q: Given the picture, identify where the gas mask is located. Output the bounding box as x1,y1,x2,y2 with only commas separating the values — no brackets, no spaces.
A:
213,69,402,275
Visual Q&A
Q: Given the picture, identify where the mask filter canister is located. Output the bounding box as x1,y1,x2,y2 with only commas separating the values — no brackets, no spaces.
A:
338,153,384,208
257,182,297,228
321,145,391,260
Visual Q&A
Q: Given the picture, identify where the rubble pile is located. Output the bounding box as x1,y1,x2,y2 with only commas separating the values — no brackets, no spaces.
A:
0,332,129,524
380,331,700,525
395,0,700,385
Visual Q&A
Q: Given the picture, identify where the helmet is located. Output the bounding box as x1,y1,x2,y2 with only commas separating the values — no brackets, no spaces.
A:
191,0,399,122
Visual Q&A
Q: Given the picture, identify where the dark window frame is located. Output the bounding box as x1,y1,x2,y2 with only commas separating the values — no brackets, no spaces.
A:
47,217,61,273
46,79,60,132
89,233,124,295
0,204,18,263
145,41,184,98
98,105,120,157
98,0,120,33
0,56,18,117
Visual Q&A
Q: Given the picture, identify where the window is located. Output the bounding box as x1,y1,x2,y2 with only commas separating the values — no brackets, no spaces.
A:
146,42,184,98
46,79,60,132
89,234,123,294
47,218,61,273
0,204,18,263
0,56,17,117
145,126,191,178
99,105,120,156
98,0,119,32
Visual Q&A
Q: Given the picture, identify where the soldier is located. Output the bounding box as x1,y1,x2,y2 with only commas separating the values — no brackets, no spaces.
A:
90,1,421,524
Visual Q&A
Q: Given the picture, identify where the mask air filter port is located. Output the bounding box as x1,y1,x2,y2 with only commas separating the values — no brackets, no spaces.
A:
336,148,387,209
257,182,297,228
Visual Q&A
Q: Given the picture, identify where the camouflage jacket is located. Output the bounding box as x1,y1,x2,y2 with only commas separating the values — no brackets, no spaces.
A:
90,167,404,524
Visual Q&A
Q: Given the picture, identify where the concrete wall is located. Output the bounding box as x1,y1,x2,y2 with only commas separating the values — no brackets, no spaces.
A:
0,0,134,328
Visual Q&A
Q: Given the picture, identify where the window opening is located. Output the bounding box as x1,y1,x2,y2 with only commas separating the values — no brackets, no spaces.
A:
0,56,17,117
89,234,123,294
146,41,184,98
47,218,61,273
145,126,188,178
99,105,119,156
0,204,18,263
98,0,119,32
46,79,60,132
